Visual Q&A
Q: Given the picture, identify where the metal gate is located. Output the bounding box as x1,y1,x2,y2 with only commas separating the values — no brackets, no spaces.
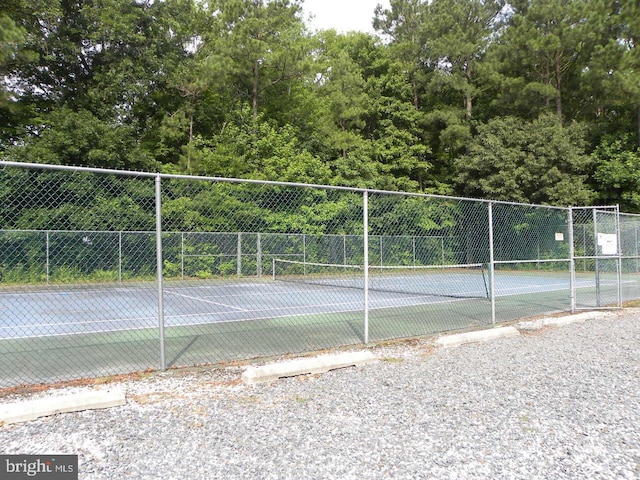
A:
570,206,622,310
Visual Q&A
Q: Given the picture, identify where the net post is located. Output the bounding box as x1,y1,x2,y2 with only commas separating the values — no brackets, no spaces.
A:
488,202,496,325
155,174,166,371
272,258,276,281
363,191,369,344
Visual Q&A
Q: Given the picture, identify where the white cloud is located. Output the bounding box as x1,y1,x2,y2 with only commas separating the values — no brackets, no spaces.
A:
303,0,391,34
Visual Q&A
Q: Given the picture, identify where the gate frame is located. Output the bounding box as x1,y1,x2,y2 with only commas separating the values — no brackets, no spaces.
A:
570,205,622,312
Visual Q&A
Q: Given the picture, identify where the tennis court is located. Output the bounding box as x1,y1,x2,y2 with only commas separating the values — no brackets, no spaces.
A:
0,265,626,340
1,162,639,388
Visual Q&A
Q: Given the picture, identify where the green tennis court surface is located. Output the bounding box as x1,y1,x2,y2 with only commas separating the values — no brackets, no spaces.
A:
0,269,636,386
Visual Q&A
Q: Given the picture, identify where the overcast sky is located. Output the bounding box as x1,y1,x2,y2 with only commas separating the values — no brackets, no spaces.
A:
302,0,391,34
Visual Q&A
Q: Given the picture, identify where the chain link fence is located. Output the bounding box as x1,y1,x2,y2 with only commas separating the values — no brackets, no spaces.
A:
0,162,638,387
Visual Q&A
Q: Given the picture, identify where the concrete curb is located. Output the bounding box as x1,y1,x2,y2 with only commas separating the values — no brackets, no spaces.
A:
517,311,615,330
540,311,614,326
0,388,126,425
242,351,376,385
435,326,520,348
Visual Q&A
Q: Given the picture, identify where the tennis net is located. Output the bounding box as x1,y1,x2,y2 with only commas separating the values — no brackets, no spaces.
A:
272,258,489,299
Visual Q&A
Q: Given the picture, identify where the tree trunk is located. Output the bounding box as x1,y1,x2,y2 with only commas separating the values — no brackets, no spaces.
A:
637,104,640,147
252,60,259,120
465,56,473,119
554,50,563,117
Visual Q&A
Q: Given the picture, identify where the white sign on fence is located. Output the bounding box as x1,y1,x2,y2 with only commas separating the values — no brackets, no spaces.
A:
597,233,618,255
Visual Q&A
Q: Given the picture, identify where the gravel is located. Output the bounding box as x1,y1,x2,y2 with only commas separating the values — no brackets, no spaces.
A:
1,310,639,480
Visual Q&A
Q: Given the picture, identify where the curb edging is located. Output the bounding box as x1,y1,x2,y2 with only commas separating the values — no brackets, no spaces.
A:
0,388,126,425
242,351,376,385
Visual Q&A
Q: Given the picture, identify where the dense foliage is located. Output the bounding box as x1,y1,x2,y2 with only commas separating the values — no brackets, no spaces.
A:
1,0,639,210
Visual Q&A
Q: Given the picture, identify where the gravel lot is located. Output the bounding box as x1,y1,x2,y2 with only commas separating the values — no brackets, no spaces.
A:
1,310,639,479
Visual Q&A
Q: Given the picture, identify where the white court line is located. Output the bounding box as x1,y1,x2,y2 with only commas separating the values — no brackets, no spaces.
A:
496,279,635,296
0,291,458,336
495,281,635,299
164,290,248,311
0,301,363,339
0,280,275,298
0,315,157,331
157,295,476,328
0,323,160,341
0,295,363,331
0,292,494,340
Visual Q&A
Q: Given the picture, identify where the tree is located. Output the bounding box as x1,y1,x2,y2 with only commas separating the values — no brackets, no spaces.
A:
4,108,156,169
0,8,25,146
616,1,640,146
422,0,507,120
208,0,309,120
3,0,196,168
82,0,197,121
374,0,427,111
371,0,434,191
309,31,380,187
493,0,594,119
456,113,595,205
592,135,640,212
175,106,333,184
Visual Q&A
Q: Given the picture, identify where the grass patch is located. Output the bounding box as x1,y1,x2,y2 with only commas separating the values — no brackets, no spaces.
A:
381,357,404,363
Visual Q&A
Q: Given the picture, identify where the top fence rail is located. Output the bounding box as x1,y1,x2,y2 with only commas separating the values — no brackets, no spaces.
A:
0,160,575,210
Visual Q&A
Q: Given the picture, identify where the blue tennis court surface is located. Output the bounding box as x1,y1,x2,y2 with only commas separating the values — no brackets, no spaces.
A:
0,273,621,340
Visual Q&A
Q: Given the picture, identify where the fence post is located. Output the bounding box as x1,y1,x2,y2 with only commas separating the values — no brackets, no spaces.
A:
616,205,622,308
582,225,587,271
568,208,576,313
237,232,242,277
363,191,369,344
181,232,185,280
488,202,496,325
633,225,640,273
155,174,166,371
118,231,122,282
45,231,50,284
593,208,601,307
